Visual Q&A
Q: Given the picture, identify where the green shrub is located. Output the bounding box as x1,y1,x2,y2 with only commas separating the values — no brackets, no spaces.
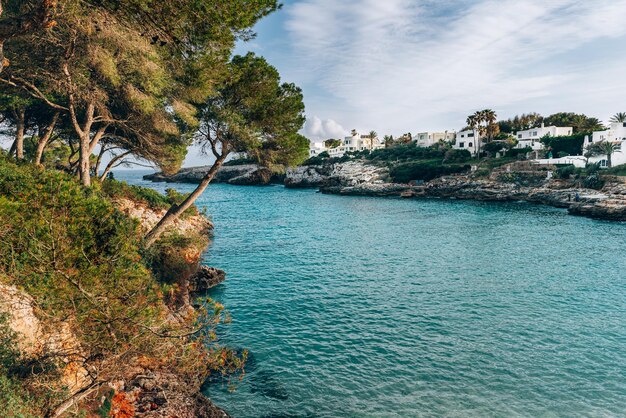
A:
390,161,470,183
368,142,445,162
554,165,577,179
541,133,586,156
443,149,471,163
473,168,491,178
102,179,170,209
603,164,626,176
0,156,244,416
582,174,604,190
505,147,532,158
482,141,512,155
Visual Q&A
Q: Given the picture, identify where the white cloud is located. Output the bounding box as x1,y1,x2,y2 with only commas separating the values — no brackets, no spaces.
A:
284,0,626,133
303,116,348,140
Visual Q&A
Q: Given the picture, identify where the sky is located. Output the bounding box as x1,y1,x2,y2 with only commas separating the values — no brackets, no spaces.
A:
230,0,626,144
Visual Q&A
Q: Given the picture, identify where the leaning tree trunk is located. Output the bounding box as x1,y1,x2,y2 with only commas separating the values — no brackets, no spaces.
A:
144,155,228,248
99,150,132,181
34,111,59,166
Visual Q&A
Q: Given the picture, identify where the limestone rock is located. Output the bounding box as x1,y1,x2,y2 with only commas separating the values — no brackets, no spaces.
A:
286,160,389,188
144,164,281,186
188,267,226,294
114,197,212,236
0,283,91,394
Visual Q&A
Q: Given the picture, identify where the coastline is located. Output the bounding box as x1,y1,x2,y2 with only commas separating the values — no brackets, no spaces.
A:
146,161,626,222
319,176,626,221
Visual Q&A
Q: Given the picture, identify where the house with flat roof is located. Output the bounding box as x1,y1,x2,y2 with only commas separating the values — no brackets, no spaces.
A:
415,131,456,148
453,129,480,156
534,122,626,168
515,124,573,150
308,131,383,159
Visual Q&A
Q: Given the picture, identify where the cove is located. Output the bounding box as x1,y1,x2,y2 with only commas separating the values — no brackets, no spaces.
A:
118,171,626,418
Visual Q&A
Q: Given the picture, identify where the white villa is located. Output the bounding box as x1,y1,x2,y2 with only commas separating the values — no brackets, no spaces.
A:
534,122,626,168
515,124,573,150
415,131,456,148
308,141,327,157
587,121,626,146
453,129,480,156
308,131,384,158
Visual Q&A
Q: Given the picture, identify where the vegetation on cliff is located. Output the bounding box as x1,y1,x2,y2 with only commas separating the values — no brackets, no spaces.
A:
0,155,244,416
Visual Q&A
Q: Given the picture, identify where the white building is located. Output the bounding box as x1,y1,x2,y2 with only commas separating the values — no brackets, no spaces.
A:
415,131,456,148
587,122,626,146
308,131,384,158
453,129,480,156
515,124,573,150
584,122,626,167
308,142,327,157
534,122,626,168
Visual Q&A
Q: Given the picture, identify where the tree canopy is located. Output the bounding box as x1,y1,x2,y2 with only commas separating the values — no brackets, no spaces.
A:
0,0,282,184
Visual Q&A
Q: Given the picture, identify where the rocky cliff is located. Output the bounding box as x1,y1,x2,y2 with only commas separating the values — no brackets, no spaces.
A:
0,283,90,397
285,160,390,188
144,164,282,186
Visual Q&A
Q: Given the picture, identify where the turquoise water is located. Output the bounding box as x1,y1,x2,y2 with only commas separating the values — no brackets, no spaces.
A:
118,171,626,418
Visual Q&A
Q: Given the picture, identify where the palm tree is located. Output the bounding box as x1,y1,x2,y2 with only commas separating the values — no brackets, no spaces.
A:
466,113,480,157
610,112,626,123
368,130,378,150
481,109,498,142
587,141,620,168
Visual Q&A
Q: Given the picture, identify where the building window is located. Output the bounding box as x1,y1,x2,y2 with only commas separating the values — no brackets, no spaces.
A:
533,132,538,136
468,142,473,148
459,142,465,148
468,132,474,137
518,134,522,139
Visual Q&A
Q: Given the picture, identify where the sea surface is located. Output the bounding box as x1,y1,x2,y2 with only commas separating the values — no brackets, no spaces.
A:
117,170,626,418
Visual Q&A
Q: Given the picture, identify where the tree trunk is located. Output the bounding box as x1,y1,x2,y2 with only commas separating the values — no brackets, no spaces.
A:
14,108,25,160
78,134,91,186
607,153,612,168
99,150,132,181
144,154,228,248
34,111,59,166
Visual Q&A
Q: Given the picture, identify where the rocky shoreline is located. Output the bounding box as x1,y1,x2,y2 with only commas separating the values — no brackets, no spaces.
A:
291,161,626,221
318,170,626,222
146,160,626,221
144,164,284,186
